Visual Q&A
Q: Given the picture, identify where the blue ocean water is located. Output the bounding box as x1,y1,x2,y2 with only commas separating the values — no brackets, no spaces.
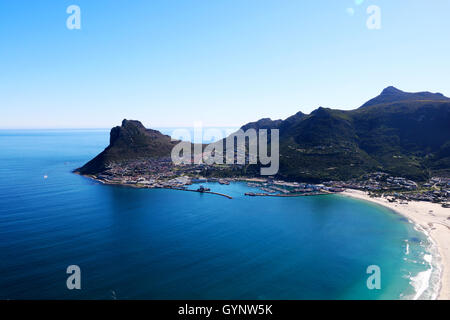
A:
0,130,438,300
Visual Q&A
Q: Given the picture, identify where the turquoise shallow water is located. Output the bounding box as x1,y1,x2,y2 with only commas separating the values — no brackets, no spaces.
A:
0,130,437,299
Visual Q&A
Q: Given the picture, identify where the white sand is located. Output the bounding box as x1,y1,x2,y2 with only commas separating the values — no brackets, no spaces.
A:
341,189,450,300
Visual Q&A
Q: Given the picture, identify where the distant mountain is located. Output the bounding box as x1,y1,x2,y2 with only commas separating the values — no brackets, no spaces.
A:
76,87,450,181
360,86,449,108
75,119,178,174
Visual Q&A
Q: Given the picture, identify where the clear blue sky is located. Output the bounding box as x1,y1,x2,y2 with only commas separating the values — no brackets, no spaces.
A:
1,0,450,129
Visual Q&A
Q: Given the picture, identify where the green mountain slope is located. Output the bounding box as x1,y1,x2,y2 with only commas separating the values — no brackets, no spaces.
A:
246,87,450,181
76,87,450,182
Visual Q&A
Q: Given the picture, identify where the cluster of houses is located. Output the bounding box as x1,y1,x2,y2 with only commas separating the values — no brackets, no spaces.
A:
398,177,450,205
91,160,449,205
325,173,449,205
244,180,343,196
93,158,210,189
326,172,419,192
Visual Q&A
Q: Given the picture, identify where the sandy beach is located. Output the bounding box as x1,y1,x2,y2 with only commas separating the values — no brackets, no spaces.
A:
341,189,450,300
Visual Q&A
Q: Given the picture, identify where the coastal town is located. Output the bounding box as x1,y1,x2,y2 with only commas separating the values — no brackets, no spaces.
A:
84,159,450,207
329,173,450,206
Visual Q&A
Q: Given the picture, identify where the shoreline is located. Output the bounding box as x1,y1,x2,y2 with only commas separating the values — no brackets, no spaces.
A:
75,172,336,199
78,171,449,299
341,189,450,300
75,173,234,199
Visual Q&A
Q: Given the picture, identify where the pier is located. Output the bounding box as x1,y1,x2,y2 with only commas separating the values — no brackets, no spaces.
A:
245,191,333,198
168,187,233,199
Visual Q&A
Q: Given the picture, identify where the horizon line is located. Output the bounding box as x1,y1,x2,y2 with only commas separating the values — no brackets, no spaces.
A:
0,126,242,130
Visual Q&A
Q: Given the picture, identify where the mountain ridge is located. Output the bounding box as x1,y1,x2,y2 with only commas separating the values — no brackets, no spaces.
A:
360,86,449,108
76,87,450,181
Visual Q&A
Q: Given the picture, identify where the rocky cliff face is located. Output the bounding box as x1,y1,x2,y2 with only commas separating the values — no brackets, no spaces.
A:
75,119,178,175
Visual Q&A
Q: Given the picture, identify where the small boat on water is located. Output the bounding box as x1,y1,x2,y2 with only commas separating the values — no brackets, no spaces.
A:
197,185,211,193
